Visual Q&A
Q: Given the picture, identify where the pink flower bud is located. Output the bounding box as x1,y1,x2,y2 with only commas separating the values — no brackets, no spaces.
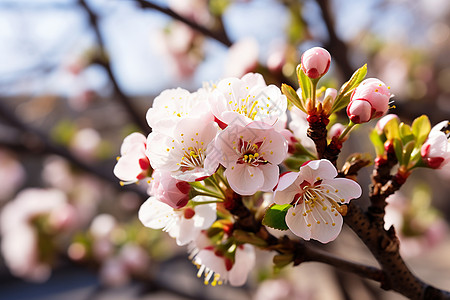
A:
301,47,331,79
421,121,449,169
351,78,390,118
346,99,372,124
149,170,191,209
328,123,346,140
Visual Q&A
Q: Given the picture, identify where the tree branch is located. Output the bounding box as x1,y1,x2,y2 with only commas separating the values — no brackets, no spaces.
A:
78,0,150,135
134,0,232,47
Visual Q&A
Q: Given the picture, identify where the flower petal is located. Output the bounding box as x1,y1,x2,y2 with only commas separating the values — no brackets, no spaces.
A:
321,178,362,204
138,197,175,229
224,164,263,195
285,205,312,240
258,164,280,192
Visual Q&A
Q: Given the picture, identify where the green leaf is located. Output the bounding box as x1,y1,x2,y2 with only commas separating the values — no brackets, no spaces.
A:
296,64,312,102
262,204,292,231
384,117,400,140
393,138,404,165
282,83,306,113
402,140,416,167
411,115,431,146
331,64,367,113
369,129,385,156
399,122,415,144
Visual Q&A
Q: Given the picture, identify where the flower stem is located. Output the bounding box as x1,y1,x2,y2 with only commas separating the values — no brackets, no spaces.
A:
339,120,356,141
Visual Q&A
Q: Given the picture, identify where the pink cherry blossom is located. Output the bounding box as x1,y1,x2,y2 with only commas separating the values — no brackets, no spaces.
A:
113,132,151,184
138,196,216,246
146,88,211,135
209,73,287,128
421,120,450,169
192,242,255,286
148,170,191,209
328,123,346,140
349,78,391,122
346,99,372,124
212,122,288,195
300,47,331,79
146,113,219,181
273,159,362,243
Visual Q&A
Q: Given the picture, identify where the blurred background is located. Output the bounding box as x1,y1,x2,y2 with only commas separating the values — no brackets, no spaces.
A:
0,0,449,299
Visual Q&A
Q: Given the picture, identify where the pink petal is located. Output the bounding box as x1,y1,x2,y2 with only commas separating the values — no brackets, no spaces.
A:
224,164,264,195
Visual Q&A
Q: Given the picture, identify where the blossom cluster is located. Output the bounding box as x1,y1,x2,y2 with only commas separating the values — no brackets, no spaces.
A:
114,46,449,287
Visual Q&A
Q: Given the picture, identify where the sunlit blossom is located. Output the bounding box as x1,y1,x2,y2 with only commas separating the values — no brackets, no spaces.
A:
273,159,362,243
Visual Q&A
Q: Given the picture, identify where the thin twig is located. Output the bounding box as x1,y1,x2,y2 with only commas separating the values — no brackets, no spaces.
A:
78,0,150,135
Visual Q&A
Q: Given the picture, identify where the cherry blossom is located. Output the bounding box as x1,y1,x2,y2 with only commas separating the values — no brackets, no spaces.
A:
301,47,331,79
146,88,211,135
146,113,219,181
273,159,362,243
138,196,216,246
209,73,287,128
421,120,450,169
289,106,316,152
113,132,151,185
212,122,288,195
192,241,255,286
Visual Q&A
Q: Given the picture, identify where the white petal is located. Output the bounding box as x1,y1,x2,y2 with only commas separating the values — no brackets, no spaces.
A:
225,164,264,195
285,205,312,240
301,159,337,182
258,164,280,192
309,205,343,243
138,197,175,229
322,178,362,204
228,244,255,286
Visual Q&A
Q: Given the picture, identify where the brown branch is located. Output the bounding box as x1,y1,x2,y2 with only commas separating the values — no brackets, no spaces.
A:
0,100,147,198
78,0,150,135
134,0,232,47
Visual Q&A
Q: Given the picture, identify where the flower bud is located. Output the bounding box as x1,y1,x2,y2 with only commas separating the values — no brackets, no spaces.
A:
328,123,346,141
149,170,191,209
351,78,390,118
300,47,331,79
420,120,449,169
346,99,372,124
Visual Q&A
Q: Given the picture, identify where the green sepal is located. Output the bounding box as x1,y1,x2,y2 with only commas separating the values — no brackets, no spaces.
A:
369,129,385,156
296,64,312,102
411,115,431,146
331,64,367,113
232,229,268,247
262,204,292,231
282,83,306,113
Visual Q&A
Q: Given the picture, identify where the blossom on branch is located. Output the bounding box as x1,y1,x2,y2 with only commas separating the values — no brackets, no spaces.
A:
421,120,450,169
273,159,362,243
213,122,288,195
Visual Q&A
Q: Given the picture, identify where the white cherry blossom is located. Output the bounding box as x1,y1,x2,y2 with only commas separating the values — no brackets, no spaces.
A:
421,120,450,169
138,196,216,246
212,122,288,195
146,113,219,182
209,73,287,128
273,159,362,243
146,88,211,135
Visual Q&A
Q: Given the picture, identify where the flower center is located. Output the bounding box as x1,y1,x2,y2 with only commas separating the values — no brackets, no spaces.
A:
179,147,205,171
236,139,268,167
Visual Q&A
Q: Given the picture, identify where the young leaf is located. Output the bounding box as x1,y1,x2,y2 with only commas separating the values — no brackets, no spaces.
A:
262,204,292,231
402,140,416,167
412,115,431,145
331,64,367,113
399,122,414,144
282,83,306,113
369,129,385,156
393,138,404,165
384,117,400,141
296,64,312,102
